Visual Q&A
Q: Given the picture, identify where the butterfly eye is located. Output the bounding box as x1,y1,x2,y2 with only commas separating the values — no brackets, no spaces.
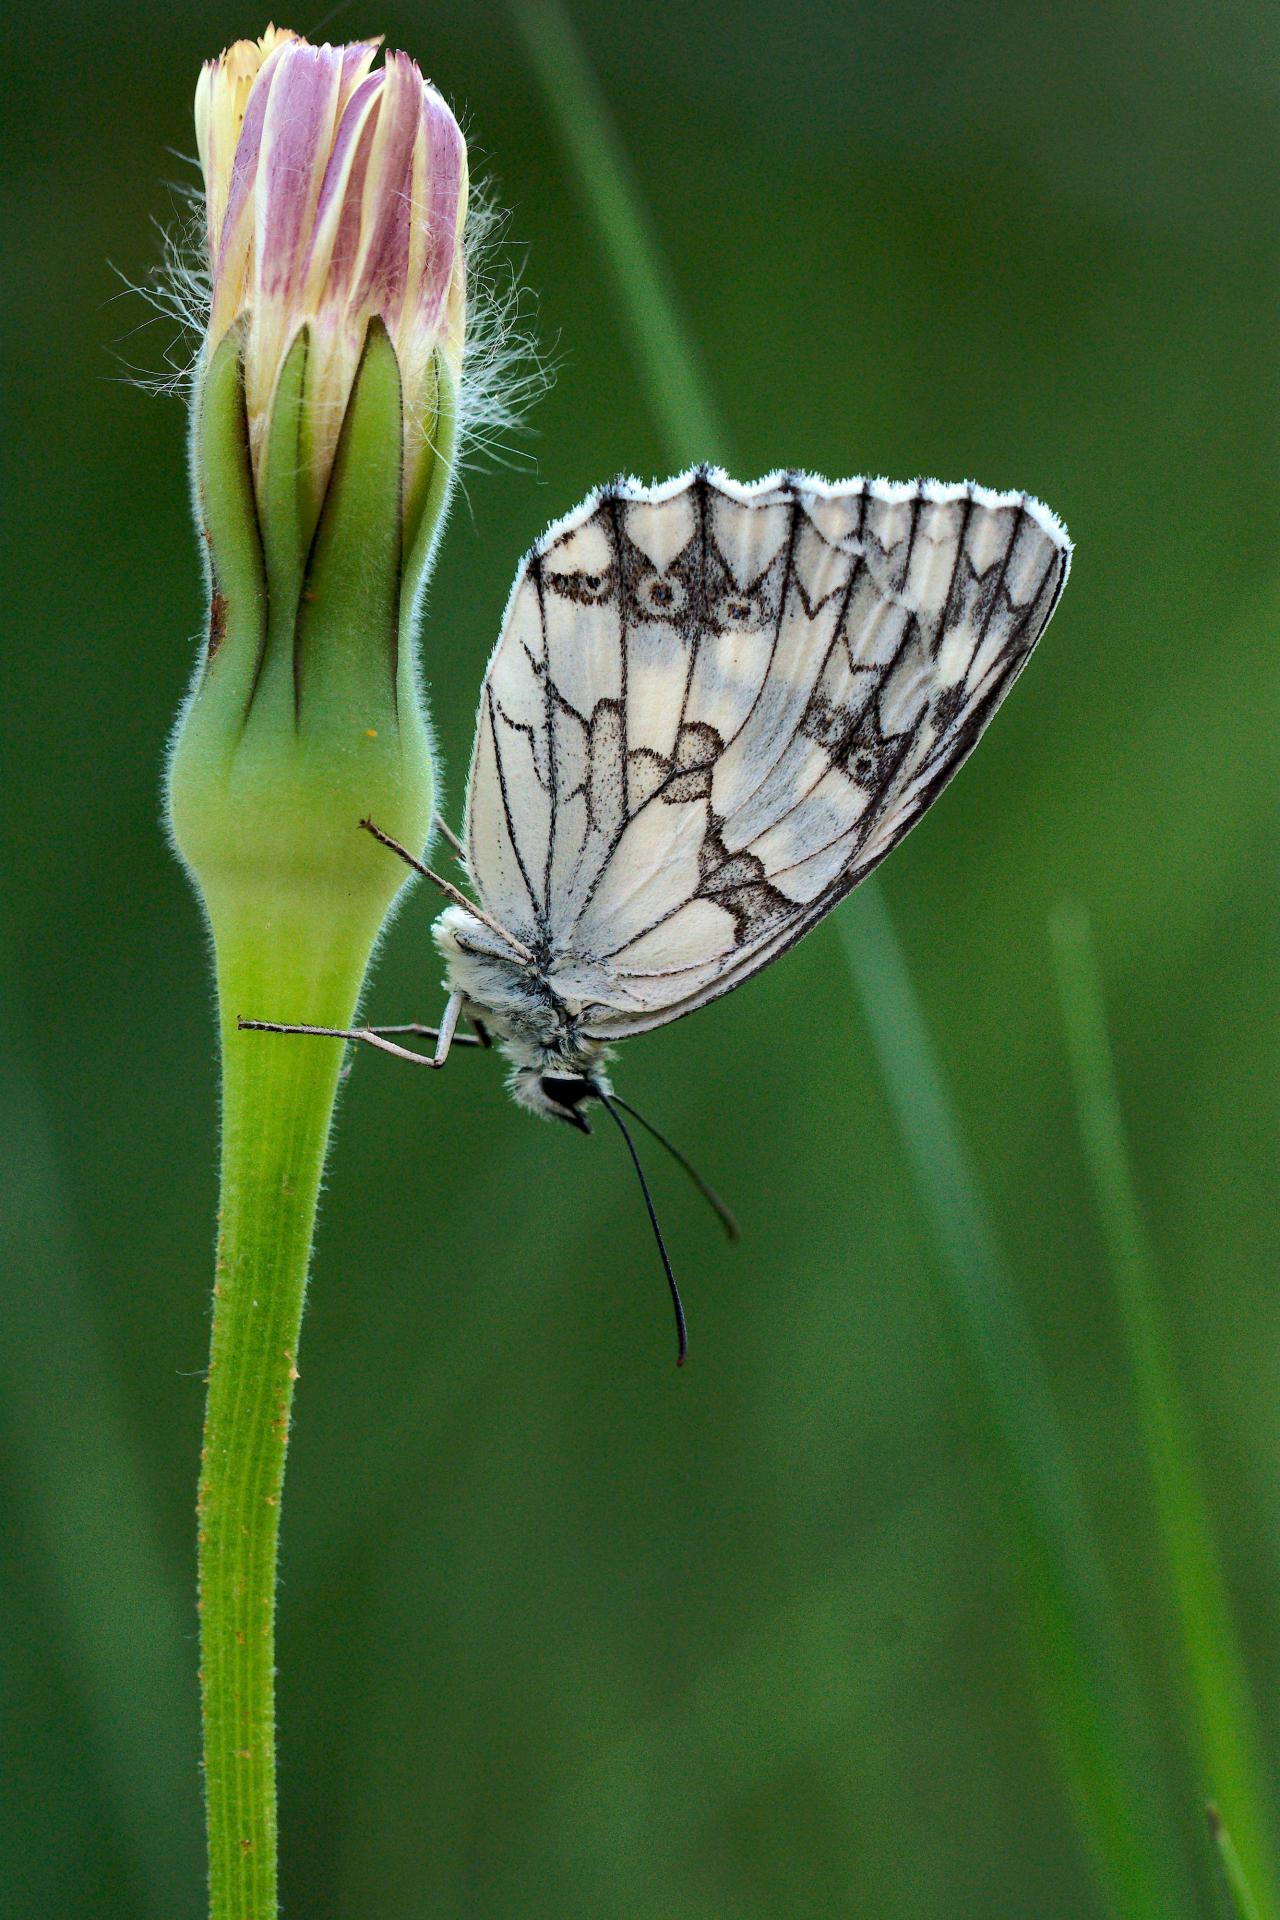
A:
638,574,686,616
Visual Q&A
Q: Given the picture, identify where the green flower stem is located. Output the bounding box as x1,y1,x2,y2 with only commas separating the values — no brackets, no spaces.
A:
198,890,386,1920
173,316,441,1919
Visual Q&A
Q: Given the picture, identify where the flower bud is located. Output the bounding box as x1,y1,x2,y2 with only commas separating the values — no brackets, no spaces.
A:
171,27,467,929
196,28,466,558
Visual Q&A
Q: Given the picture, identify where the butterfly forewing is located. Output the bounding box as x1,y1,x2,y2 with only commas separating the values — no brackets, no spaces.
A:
465,469,1070,1034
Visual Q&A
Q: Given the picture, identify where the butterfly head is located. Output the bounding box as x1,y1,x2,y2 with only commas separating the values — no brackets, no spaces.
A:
511,1065,608,1132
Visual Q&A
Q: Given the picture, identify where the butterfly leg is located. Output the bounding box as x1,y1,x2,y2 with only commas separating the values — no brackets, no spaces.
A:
239,991,467,1068
432,813,468,866
364,1018,491,1050
334,1014,481,1083
359,816,534,963
361,1022,483,1049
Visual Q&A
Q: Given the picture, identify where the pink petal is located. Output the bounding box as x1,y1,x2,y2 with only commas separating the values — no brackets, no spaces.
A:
338,39,381,107
212,42,284,289
255,44,344,300
307,69,385,298
348,52,423,323
412,84,466,343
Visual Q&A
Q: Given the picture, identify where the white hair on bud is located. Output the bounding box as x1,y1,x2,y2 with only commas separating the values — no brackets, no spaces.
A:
454,170,552,474
109,166,211,396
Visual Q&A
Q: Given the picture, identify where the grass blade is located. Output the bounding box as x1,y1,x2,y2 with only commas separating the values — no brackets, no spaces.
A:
508,0,728,465
509,5,1195,1911
1209,1806,1267,1920
840,886,1189,1915
1052,900,1279,1916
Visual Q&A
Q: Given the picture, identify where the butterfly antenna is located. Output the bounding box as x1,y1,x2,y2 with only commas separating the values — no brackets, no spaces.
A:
592,1086,689,1367
607,1095,739,1242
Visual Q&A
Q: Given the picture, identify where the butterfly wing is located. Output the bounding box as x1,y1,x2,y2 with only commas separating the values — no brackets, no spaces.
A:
465,469,1070,1037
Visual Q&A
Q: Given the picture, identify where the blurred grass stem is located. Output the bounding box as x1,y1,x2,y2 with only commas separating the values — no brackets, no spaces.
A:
511,2,1193,1910
1210,1806,1267,1920
1052,901,1279,1916
506,4,724,463
839,888,1189,1914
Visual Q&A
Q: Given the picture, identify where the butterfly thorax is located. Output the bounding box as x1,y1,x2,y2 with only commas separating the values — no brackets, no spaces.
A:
432,904,613,1124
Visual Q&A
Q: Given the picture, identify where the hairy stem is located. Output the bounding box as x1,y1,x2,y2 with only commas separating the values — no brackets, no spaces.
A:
197,899,376,1919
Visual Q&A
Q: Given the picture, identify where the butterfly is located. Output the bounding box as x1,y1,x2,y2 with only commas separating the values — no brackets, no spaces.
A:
244,467,1071,1359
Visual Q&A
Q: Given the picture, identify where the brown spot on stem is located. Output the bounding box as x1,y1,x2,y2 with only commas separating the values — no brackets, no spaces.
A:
208,591,228,661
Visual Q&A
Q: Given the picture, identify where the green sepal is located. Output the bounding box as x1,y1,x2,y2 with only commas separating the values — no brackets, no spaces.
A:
237,327,318,727
170,316,434,920
400,349,460,665
258,327,312,635
193,324,267,720
293,317,404,740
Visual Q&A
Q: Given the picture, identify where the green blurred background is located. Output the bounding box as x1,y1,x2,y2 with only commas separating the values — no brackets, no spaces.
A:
2,1,1275,1914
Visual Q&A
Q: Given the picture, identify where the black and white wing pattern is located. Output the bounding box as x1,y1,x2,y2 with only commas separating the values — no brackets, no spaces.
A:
465,468,1071,1037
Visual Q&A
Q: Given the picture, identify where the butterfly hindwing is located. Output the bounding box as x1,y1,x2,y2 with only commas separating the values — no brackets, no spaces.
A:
466,469,1070,1036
